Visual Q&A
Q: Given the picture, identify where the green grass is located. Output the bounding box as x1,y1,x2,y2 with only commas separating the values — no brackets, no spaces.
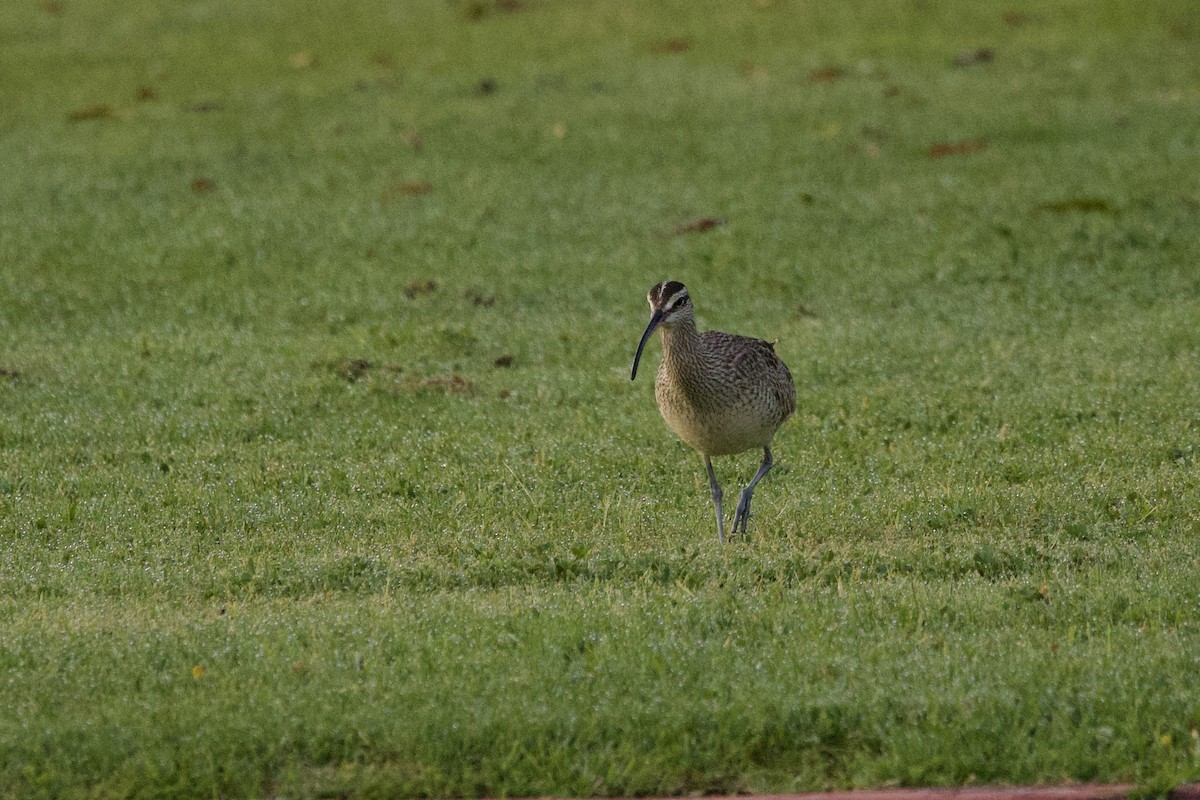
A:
3,0,1200,797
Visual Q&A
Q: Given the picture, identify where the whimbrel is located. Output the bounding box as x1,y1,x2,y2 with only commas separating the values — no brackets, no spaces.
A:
631,281,796,541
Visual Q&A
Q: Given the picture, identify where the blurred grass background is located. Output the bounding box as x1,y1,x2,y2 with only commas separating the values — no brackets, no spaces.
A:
1,0,1199,797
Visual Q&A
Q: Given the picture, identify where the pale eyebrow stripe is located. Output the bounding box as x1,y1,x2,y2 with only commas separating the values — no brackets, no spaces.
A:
666,290,689,308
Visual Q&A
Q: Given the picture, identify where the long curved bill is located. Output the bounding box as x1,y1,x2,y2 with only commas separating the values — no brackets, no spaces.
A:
630,308,665,380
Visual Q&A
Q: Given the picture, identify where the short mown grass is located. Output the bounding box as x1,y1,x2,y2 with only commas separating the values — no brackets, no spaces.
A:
2,0,1200,797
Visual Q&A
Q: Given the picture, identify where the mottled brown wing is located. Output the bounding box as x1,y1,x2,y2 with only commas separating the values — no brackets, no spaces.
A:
771,348,797,420
722,334,796,423
757,339,796,422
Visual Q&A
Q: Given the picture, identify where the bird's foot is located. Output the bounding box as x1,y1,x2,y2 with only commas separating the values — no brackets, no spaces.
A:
732,489,753,536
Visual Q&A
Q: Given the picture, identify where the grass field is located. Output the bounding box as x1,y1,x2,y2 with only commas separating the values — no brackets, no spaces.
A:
3,0,1200,797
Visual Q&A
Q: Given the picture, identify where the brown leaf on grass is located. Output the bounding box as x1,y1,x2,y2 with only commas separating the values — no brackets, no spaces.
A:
927,139,986,158
1036,197,1116,214
136,85,157,102
290,51,318,69
340,358,373,381
382,181,433,204
316,358,402,382
400,130,423,150
1167,21,1195,40
371,52,395,68
39,0,65,15
397,181,433,195
671,217,726,236
461,0,527,20
312,357,400,383
808,65,845,83
650,38,691,54
191,177,216,193
403,280,437,299
738,61,768,82
862,126,889,144
475,77,498,95
1001,11,1031,27
67,104,116,122
465,289,495,307
492,355,514,368
953,48,995,67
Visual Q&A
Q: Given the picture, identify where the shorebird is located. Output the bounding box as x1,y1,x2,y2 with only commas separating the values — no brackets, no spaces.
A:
631,280,796,541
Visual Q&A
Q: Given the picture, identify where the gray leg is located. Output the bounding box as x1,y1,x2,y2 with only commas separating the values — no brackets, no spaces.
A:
733,447,774,536
705,457,725,543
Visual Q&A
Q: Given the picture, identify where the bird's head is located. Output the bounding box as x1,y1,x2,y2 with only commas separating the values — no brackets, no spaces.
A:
631,280,692,380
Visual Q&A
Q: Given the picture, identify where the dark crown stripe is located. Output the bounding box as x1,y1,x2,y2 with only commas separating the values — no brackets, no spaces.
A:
651,280,688,308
